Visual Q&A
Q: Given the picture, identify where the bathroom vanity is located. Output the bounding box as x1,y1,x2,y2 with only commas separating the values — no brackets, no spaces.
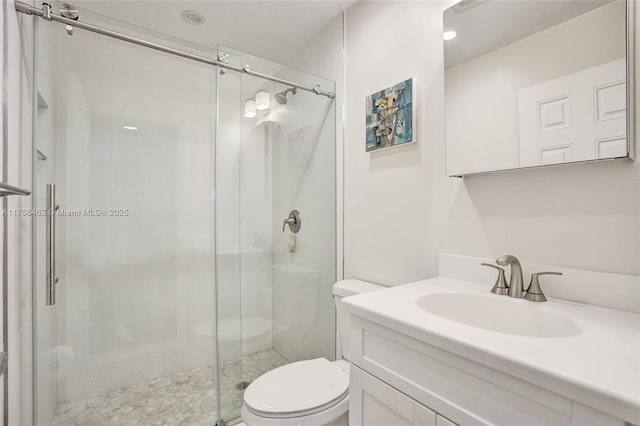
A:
343,278,640,426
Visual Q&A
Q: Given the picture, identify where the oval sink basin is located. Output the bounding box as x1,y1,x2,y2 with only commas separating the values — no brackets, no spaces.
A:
417,292,583,338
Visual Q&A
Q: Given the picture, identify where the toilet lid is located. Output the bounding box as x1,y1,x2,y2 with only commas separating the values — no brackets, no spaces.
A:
243,358,349,417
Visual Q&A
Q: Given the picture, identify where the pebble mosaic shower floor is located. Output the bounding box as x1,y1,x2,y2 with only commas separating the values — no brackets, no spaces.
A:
51,349,288,425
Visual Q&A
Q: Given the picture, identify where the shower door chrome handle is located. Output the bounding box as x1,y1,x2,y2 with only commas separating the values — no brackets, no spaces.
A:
46,184,59,306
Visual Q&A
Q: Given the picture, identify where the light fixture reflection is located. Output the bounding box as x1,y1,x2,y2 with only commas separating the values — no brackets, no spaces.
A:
443,30,457,41
123,125,138,130
255,91,270,111
244,99,257,118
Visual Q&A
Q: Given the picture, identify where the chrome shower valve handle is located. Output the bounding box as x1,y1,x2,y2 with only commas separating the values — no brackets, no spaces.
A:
282,210,301,233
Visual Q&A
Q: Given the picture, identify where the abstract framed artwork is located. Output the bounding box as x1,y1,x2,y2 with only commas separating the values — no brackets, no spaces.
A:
366,78,416,152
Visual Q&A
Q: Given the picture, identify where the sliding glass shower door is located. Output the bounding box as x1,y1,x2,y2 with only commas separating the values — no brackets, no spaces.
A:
33,18,217,426
32,10,336,426
216,45,337,422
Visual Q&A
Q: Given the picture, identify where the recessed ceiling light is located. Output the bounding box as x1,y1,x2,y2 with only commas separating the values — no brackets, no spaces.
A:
123,125,138,130
443,30,457,41
182,10,204,25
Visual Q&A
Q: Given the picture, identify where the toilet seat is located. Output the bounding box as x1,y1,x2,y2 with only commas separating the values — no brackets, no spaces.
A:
241,394,349,426
243,358,349,419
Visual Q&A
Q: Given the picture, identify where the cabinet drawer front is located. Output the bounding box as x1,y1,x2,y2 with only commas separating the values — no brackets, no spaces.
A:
350,318,573,426
350,366,436,426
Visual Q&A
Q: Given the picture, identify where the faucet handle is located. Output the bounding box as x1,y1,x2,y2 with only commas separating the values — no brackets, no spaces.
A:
481,263,509,296
282,217,295,232
282,210,302,233
524,272,563,302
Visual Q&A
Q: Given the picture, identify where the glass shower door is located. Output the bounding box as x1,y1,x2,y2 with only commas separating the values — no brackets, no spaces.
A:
216,45,337,422
33,18,217,426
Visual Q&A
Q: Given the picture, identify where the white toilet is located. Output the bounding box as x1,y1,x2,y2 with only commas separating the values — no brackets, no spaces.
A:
241,279,384,426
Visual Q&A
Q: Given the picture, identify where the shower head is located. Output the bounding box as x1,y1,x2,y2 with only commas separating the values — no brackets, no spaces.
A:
274,92,286,105
275,87,297,105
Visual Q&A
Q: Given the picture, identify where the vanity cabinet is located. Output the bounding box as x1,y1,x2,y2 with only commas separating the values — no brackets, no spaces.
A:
350,366,458,426
350,366,438,426
347,316,628,426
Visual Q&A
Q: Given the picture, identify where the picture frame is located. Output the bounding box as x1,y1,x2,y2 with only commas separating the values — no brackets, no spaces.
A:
365,77,416,152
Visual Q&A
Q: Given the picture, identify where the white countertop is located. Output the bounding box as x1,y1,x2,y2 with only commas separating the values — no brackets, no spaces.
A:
342,277,640,424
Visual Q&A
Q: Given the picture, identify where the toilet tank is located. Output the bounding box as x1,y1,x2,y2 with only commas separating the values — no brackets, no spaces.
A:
332,279,385,361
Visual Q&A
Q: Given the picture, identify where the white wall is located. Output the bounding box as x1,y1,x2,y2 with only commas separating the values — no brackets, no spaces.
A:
345,0,452,285
446,1,626,175
344,1,639,290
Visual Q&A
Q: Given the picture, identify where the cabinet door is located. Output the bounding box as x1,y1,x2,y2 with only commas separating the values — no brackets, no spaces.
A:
350,365,436,426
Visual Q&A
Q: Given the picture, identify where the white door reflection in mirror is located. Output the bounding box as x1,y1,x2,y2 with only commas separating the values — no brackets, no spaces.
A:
518,59,626,167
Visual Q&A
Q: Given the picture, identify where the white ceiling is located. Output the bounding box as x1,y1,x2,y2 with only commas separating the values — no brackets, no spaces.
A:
71,0,354,64
444,0,615,68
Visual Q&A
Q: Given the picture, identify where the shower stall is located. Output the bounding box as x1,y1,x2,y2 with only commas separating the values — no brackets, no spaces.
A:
25,3,337,425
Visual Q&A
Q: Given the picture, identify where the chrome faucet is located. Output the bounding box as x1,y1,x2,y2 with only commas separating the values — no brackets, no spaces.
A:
496,255,524,298
488,255,563,302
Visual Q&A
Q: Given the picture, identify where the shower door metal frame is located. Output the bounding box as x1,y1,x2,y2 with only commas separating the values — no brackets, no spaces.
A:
13,1,336,100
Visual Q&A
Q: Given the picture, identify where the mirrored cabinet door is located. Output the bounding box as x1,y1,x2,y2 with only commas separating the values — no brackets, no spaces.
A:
444,0,634,176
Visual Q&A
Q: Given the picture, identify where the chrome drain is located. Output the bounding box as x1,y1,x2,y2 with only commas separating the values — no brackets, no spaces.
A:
235,381,251,390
